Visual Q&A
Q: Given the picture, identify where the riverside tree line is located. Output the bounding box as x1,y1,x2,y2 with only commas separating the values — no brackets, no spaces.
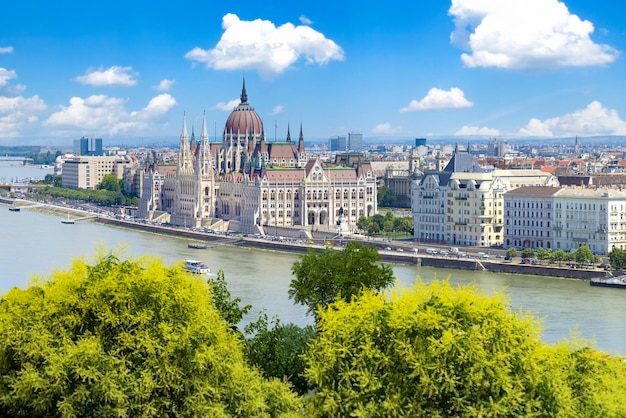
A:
1,243,626,416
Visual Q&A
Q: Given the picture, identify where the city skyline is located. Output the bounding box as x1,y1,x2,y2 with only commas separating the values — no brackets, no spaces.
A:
1,0,625,146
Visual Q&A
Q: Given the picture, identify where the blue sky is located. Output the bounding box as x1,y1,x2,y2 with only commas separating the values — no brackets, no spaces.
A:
1,0,624,146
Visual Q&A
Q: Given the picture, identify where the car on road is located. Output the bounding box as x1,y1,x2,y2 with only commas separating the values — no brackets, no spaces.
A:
410,248,419,253
426,248,437,254
439,250,449,256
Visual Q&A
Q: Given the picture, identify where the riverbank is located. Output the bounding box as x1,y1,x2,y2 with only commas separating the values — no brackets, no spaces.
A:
1,197,606,281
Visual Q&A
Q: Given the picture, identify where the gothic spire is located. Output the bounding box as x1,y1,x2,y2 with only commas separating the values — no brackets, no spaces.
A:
298,122,305,153
240,76,248,104
200,110,209,141
180,111,188,140
286,123,291,142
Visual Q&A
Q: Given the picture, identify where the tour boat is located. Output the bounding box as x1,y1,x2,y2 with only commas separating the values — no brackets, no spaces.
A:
590,274,626,289
183,259,210,274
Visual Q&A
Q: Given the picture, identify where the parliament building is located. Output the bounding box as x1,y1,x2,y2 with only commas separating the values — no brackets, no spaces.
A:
137,80,378,236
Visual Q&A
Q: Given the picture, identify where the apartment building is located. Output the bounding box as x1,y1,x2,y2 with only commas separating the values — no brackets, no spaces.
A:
505,187,626,255
62,156,134,190
413,149,558,247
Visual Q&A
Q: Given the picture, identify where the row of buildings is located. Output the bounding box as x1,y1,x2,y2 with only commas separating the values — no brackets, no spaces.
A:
411,148,626,255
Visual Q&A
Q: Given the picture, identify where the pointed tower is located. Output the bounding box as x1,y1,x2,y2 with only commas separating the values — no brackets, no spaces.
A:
286,123,292,142
177,112,194,175
297,122,306,167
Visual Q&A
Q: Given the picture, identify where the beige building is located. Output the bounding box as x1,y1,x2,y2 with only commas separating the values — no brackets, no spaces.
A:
62,156,134,190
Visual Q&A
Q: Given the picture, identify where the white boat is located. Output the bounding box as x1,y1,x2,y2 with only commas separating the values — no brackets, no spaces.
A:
184,259,210,274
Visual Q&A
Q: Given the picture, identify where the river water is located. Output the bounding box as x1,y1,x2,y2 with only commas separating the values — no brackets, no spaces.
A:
1,161,625,356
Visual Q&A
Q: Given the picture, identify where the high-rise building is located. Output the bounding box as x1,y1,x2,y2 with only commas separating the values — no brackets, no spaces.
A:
414,138,427,147
348,132,363,152
328,135,347,152
73,136,103,156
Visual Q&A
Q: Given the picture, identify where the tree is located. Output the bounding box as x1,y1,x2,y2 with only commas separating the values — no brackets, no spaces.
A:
289,241,395,318
207,269,251,331
303,280,626,417
608,247,626,269
521,247,535,259
536,247,552,262
506,247,517,259
245,313,316,395
575,246,594,265
377,185,397,207
98,173,122,193
0,251,301,417
552,249,566,266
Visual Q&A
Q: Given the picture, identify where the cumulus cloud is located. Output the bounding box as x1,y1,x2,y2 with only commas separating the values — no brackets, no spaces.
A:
448,0,619,70
44,94,176,136
401,87,473,112
154,79,175,91
272,105,284,115
0,95,47,138
455,125,500,136
0,46,14,54
75,66,138,87
185,13,344,80
519,101,626,137
372,123,401,135
299,15,313,25
0,68,17,87
212,98,240,111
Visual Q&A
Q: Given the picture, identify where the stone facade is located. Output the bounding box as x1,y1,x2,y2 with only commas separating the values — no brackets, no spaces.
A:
137,81,378,234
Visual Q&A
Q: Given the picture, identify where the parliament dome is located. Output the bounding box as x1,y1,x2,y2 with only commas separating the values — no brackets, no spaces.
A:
224,79,263,136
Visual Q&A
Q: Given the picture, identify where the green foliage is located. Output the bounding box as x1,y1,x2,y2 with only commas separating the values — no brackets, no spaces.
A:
207,269,251,330
97,173,122,193
37,185,136,206
27,150,62,165
0,250,301,417
536,247,552,261
245,312,317,395
575,246,594,264
356,212,413,237
377,185,396,207
521,247,536,259
289,241,394,318
506,247,517,259
552,249,567,265
608,247,626,269
303,280,626,417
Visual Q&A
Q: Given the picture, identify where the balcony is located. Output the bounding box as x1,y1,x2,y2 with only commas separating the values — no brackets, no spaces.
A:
454,196,468,200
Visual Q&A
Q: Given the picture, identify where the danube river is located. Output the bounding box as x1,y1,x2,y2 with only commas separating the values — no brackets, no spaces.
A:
1,163,625,356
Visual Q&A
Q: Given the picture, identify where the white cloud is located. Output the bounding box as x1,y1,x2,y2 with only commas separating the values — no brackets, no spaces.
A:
455,125,500,136
212,98,240,111
449,0,619,70
401,87,473,112
185,13,344,80
272,105,284,115
44,94,176,136
0,68,17,88
519,101,626,137
0,46,14,54
0,95,47,138
299,15,313,25
75,66,138,87
372,123,401,135
154,79,175,91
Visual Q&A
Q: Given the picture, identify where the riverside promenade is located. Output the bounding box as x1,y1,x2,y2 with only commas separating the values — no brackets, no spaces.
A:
2,196,605,281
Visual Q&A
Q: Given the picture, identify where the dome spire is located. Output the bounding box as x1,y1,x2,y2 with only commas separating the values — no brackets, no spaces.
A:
240,76,248,104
